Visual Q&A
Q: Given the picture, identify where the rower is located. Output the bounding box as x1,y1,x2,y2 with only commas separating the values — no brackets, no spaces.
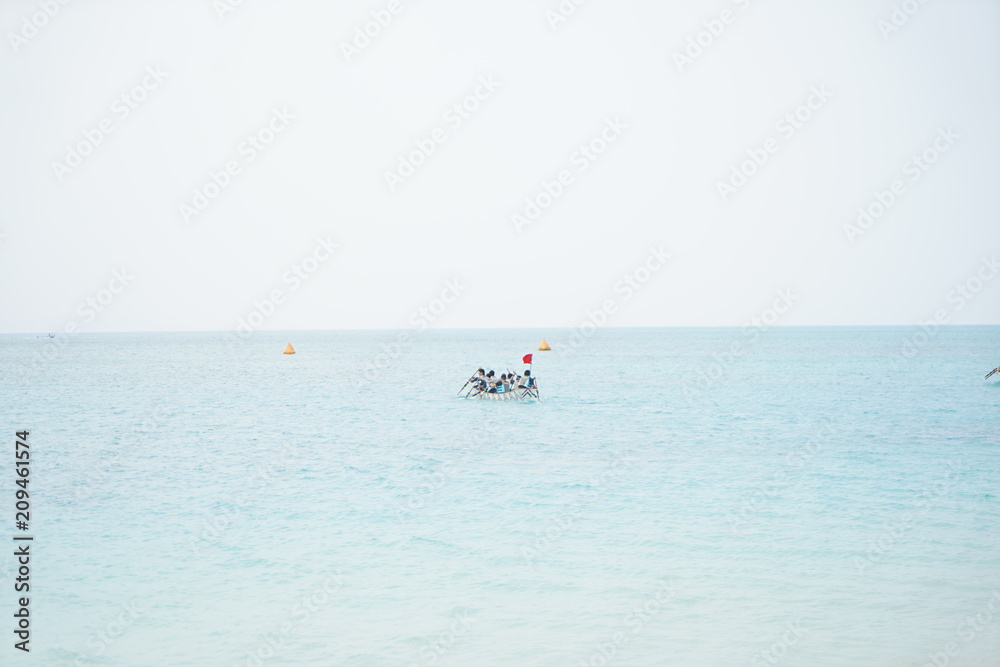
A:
519,370,536,397
461,368,485,396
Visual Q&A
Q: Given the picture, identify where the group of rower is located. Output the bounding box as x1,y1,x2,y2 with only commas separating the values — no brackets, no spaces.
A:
462,367,538,399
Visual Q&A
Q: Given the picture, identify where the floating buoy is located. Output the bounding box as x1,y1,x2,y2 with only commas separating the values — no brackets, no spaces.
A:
538,338,551,351
283,343,296,355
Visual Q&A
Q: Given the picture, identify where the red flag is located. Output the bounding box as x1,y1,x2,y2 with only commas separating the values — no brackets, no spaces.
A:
522,354,533,364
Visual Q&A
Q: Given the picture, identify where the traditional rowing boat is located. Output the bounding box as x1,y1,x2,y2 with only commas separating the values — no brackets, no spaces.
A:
467,383,538,401
458,354,540,401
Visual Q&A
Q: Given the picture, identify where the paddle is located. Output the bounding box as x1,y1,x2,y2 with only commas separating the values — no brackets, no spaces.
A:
466,375,487,398
986,367,999,380
458,373,479,395
472,374,500,399
519,377,538,400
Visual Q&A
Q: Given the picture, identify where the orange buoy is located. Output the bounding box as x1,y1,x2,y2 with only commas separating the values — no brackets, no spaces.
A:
283,343,296,355
538,338,551,351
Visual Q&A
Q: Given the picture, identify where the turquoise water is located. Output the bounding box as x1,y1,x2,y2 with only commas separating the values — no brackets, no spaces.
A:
1,327,998,666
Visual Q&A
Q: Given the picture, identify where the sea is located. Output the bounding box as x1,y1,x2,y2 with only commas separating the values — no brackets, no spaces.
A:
0,326,998,666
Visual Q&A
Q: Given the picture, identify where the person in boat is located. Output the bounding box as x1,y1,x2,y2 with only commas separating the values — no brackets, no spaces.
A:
472,369,488,392
461,369,483,396
519,370,536,397
463,368,491,397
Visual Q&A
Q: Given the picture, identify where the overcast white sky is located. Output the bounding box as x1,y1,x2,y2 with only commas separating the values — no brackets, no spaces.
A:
1,0,998,332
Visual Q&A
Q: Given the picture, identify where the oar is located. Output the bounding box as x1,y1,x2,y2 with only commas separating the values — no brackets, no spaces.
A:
475,379,498,399
466,378,485,398
458,373,479,395
986,367,999,380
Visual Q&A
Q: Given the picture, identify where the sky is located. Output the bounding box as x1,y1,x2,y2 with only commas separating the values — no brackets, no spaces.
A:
1,0,998,332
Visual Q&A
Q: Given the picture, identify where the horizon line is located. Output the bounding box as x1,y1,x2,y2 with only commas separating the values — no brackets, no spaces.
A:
3,323,999,335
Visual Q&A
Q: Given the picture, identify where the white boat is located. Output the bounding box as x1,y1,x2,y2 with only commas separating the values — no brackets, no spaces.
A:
460,372,539,401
